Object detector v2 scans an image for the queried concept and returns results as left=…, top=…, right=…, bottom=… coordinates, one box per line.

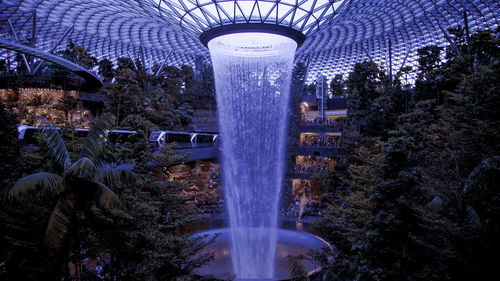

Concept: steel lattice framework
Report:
left=154, top=0, right=338, bottom=36
left=0, top=0, right=498, bottom=83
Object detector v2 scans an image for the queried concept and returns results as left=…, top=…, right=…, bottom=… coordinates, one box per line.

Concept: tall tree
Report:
left=329, top=74, right=345, bottom=97
left=98, top=58, right=115, bottom=82
left=313, top=28, right=500, bottom=281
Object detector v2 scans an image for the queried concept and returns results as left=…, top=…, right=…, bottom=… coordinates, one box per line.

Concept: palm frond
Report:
left=80, top=113, right=115, bottom=161
left=4, top=173, right=64, bottom=201
left=63, top=157, right=98, bottom=182
left=44, top=195, right=75, bottom=250
left=98, top=164, right=136, bottom=189
left=93, top=182, right=124, bottom=212
left=35, top=116, right=71, bottom=169
left=463, top=156, right=500, bottom=193
left=287, top=255, right=310, bottom=280
left=465, top=205, right=481, bottom=227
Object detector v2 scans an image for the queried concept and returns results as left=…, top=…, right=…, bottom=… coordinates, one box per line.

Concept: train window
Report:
left=117, top=134, right=132, bottom=145
left=149, top=132, right=162, bottom=141
left=106, top=131, right=136, bottom=146
left=107, top=132, right=119, bottom=144
left=74, top=129, right=90, bottom=138
left=165, top=133, right=191, bottom=143
left=197, top=135, right=213, bottom=143
left=23, top=128, right=39, bottom=145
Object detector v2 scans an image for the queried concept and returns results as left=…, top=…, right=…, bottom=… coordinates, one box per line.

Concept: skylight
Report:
left=152, top=0, right=347, bottom=36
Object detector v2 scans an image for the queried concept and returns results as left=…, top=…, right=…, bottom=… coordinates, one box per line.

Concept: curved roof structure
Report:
left=0, top=0, right=498, bottom=83
left=156, top=0, right=337, bottom=36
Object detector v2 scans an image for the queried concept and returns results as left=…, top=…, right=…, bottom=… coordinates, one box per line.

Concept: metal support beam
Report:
left=31, top=11, right=37, bottom=46
left=29, top=10, right=37, bottom=65
left=436, top=20, right=462, bottom=58
left=155, top=50, right=171, bottom=77
left=384, top=39, right=391, bottom=82
left=300, top=55, right=312, bottom=94
left=0, top=37, right=103, bottom=87
left=33, top=25, right=74, bottom=74
left=464, top=9, right=471, bottom=55
left=31, top=59, right=45, bottom=74
left=6, top=20, right=21, bottom=40
left=7, top=20, right=31, bottom=74
left=360, top=44, right=374, bottom=62
left=155, top=60, right=166, bottom=77
left=400, top=46, right=412, bottom=70
left=127, top=51, right=139, bottom=71
left=388, top=38, right=393, bottom=84
left=140, top=45, right=146, bottom=69
left=51, top=25, right=74, bottom=53
left=423, top=3, right=462, bottom=58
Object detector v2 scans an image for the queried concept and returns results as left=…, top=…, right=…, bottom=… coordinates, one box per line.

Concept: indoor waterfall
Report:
left=208, top=32, right=297, bottom=279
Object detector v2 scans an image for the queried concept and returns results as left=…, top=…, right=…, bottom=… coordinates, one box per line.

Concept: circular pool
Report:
left=190, top=228, right=333, bottom=280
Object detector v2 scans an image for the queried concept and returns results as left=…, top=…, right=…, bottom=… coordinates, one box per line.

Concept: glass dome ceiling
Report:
left=0, top=0, right=498, bottom=83
left=153, top=0, right=342, bottom=36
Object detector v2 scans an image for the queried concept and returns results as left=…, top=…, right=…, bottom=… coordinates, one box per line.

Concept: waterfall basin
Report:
left=190, top=228, right=333, bottom=280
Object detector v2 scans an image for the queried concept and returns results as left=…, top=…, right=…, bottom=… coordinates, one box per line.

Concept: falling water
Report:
left=208, top=33, right=297, bottom=279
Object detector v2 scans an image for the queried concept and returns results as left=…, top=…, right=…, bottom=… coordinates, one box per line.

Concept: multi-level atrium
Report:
left=1, top=1, right=499, bottom=281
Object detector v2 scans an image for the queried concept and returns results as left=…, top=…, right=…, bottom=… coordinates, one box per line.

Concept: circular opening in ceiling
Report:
left=207, top=32, right=297, bottom=57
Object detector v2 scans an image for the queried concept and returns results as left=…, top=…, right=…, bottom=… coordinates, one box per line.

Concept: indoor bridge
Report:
left=0, top=37, right=103, bottom=88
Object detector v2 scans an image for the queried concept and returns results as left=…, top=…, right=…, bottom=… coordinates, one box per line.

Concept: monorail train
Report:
left=17, top=125, right=137, bottom=147
left=149, top=131, right=218, bottom=149
left=106, top=129, right=137, bottom=147
left=18, top=125, right=218, bottom=150
left=17, top=125, right=90, bottom=146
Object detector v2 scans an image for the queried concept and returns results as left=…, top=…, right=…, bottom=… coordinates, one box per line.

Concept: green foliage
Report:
left=2, top=114, right=126, bottom=281
left=313, top=28, right=500, bottom=281
left=329, top=74, right=345, bottom=97
left=6, top=172, right=64, bottom=200
left=80, top=113, right=115, bottom=162
left=100, top=57, right=207, bottom=130
left=287, top=255, right=310, bottom=281
left=98, top=58, right=115, bottom=81
left=80, top=142, right=212, bottom=281
left=61, top=39, right=98, bottom=69
left=103, top=68, right=142, bottom=125
left=345, top=61, right=394, bottom=137
left=0, top=102, right=21, bottom=186
left=1, top=54, right=215, bottom=281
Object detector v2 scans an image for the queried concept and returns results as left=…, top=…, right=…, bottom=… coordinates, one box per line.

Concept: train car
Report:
left=105, top=129, right=137, bottom=147
left=17, top=125, right=90, bottom=146
left=17, top=125, right=40, bottom=146
left=149, top=131, right=194, bottom=149
left=18, top=126, right=216, bottom=151
left=192, top=133, right=216, bottom=148
left=149, top=131, right=220, bottom=149
left=213, top=134, right=219, bottom=147
left=17, top=126, right=137, bottom=148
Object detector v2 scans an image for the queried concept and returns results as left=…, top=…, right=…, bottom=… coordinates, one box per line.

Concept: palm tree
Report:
left=3, top=113, right=133, bottom=281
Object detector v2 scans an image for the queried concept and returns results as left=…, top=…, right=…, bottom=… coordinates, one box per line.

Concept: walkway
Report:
left=0, top=38, right=103, bottom=88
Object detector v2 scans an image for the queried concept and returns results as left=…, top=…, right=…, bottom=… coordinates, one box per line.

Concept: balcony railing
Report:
left=294, top=146, right=340, bottom=157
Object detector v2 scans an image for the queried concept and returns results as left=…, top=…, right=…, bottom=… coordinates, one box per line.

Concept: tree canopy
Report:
left=313, top=28, right=500, bottom=281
